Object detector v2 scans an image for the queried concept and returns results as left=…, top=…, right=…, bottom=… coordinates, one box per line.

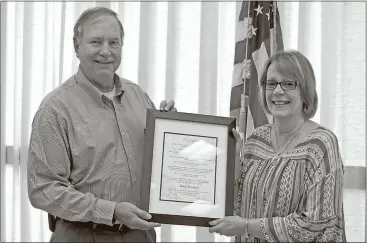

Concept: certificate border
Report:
left=140, top=109, right=236, bottom=227
left=159, top=132, right=218, bottom=204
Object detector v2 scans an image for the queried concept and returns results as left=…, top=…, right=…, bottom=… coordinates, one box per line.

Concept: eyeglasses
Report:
left=264, top=80, right=299, bottom=90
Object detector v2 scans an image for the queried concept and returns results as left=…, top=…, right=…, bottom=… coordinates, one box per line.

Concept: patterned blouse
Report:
left=235, top=124, right=346, bottom=242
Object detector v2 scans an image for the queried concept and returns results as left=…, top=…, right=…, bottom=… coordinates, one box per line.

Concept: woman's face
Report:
left=265, top=63, right=304, bottom=120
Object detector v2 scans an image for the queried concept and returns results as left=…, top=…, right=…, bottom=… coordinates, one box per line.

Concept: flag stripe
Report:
left=230, top=84, right=244, bottom=111
left=239, top=1, right=252, bottom=20
left=249, top=44, right=269, bottom=127
left=234, top=40, right=253, bottom=64
left=232, top=62, right=244, bottom=87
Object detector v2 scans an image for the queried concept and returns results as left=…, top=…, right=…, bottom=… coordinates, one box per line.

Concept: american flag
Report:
left=230, top=1, right=284, bottom=138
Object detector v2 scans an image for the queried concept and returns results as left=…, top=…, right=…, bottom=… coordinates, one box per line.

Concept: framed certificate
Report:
left=140, top=109, right=236, bottom=227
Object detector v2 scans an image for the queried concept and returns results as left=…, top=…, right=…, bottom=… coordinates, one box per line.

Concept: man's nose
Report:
left=99, top=42, right=112, bottom=56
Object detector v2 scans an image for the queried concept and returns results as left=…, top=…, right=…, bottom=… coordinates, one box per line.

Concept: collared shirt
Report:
left=102, top=85, right=116, bottom=100
left=27, top=68, right=155, bottom=226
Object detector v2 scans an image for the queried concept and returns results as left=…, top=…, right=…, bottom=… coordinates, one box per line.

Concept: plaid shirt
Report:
left=28, top=68, right=155, bottom=226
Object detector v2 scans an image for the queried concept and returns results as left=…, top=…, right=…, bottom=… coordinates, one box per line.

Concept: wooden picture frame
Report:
left=140, top=109, right=236, bottom=227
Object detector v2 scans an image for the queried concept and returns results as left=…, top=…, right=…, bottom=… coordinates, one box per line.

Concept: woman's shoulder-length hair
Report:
left=258, top=50, right=318, bottom=119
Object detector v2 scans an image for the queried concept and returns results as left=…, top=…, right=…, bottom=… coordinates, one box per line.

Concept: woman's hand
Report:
left=209, top=216, right=246, bottom=237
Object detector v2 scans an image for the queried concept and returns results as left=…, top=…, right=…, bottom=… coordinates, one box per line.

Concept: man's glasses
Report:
left=264, top=80, right=299, bottom=90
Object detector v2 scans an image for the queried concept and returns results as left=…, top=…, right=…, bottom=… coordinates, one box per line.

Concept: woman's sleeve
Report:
left=259, top=131, right=345, bottom=242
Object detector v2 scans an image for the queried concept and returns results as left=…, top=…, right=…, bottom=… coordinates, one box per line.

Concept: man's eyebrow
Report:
left=87, top=37, right=120, bottom=40
left=87, top=36, right=103, bottom=40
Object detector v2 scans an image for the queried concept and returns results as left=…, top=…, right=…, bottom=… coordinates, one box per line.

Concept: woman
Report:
left=209, top=50, right=346, bottom=242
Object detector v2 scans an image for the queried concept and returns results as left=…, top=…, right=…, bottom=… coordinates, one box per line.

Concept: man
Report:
left=27, top=7, right=176, bottom=242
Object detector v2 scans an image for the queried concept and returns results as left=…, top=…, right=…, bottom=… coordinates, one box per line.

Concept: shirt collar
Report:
left=75, top=67, right=125, bottom=106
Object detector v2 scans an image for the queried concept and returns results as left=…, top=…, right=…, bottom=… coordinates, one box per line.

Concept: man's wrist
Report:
left=112, top=202, right=124, bottom=225
left=112, top=212, right=116, bottom=224
left=112, top=203, right=117, bottom=224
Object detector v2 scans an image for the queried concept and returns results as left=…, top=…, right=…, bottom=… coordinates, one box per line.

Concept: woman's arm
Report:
left=209, top=167, right=344, bottom=242
left=208, top=216, right=266, bottom=240
left=210, top=131, right=345, bottom=242
left=248, top=218, right=267, bottom=240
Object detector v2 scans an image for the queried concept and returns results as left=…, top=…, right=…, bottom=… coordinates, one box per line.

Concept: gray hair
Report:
left=73, top=7, right=124, bottom=43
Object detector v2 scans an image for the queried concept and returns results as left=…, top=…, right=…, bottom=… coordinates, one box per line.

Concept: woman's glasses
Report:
left=264, top=80, right=299, bottom=90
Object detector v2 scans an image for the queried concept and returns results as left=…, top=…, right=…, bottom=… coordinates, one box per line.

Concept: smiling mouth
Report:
left=272, top=101, right=290, bottom=105
left=94, top=60, right=112, bottom=64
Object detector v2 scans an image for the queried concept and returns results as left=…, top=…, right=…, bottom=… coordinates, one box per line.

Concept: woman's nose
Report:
left=273, top=83, right=284, bottom=94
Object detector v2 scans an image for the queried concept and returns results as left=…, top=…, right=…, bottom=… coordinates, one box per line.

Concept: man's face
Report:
left=75, top=14, right=122, bottom=90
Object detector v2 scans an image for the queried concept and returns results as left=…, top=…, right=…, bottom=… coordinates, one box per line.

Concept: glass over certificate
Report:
left=160, top=133, right=218, bottom=205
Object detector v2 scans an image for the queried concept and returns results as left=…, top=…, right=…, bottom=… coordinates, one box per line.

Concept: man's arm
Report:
left=27, top=106, right=116, bottom=226
left=143, top=92, right=156, bottom=110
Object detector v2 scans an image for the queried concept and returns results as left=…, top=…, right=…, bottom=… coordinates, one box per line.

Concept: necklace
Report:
left=273, top=121, right=305, bottom=157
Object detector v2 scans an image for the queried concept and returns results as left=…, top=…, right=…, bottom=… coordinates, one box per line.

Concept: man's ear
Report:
left=73, top=37, right=80, bottom=58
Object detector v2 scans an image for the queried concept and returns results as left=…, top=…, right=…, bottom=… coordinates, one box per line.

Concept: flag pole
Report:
left=270, top=1, right=277, bottom=56
left=239, top=94, right=248, bottom=144
left=234, top=3, right=250, bottom=241
left=234, top=2, right=251, bottom=236
left=239, top=0, right=251, bottom=145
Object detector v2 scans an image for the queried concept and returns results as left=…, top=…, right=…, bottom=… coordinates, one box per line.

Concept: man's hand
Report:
left=159, top=100, right=177, bottom=112
left=113, top=202, right=160, bottom=230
